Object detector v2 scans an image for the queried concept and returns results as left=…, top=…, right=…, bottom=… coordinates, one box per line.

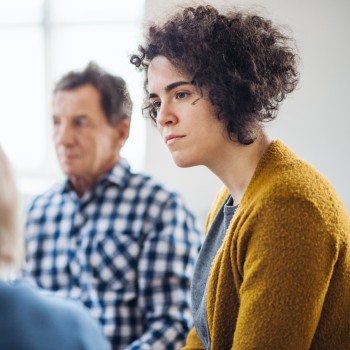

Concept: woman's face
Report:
left=147, top=55, right=228, bottom=169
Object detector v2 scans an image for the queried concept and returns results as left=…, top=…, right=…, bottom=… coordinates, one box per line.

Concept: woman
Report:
left=131, top=5, right=350, bottom=350
left=0, top=146, right=111, bottom=350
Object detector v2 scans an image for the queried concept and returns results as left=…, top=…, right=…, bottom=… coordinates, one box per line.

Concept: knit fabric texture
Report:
left=183, top=139, right=350, bottom=350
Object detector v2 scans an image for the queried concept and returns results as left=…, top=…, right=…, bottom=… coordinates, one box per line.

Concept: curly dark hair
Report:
left=54, top=62, right=133, bottom=125
left=130, top=5, right=299, bottom=144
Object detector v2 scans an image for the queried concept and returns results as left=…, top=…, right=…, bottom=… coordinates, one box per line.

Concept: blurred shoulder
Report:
left=128, top=170, right=187, bottom=205
left=26, top=181, right=66, bottom=212
left=0, top=281, right=110, bottom=349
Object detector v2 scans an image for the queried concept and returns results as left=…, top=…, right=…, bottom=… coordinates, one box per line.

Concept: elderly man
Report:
left=24, top=62, right=201, bottom=350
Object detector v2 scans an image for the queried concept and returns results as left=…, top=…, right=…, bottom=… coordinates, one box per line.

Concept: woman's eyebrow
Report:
left=149, top=81, right=193, bottom=99
left=165, top=81, right=192, bottom=92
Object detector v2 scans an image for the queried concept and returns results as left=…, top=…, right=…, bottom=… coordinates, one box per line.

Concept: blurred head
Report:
left=0, top=147, right=23, bottom=279
left=52, top=62, right=132, bottom=186
left=54, top=62, right=133, bottom=125
left=131, top=5, right=299, bottom=145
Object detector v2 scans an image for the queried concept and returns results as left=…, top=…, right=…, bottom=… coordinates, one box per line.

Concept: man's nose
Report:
left=55, top=123, right=74, bottom=145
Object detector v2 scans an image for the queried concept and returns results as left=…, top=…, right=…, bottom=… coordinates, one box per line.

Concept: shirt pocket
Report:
left=84, top=226, right=141, bottom=292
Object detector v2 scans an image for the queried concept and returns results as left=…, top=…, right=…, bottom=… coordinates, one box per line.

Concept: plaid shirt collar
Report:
left=60, top=158, right=131, bottom=195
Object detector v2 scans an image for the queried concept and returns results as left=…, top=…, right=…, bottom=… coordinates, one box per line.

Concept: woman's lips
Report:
left=165, top=134, right=185, bottom=145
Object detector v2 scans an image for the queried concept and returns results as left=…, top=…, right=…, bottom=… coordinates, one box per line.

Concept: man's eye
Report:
left=73, top=118, right=87, bottom=127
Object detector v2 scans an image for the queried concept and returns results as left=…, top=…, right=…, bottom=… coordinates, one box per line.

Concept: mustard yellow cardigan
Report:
left=183, top=140, right=350, bottom=350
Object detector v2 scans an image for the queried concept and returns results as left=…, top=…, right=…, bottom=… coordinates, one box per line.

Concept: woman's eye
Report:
left=150, top=107, right=157, bottom=119
left=152, top=101, right=161, bottom=110
left=149, top=101, right=160, bottom=120
left=176, top=91, right=189, bottom=99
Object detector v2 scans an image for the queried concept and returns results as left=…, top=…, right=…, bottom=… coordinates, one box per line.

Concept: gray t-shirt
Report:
left=191, top=196, right=237, bottom=349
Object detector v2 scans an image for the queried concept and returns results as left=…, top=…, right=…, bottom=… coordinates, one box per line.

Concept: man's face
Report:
left=52, top=84, right=128, bottom=181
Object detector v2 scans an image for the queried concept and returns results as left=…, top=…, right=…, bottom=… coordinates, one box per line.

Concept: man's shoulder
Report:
left=26, top=181, right=66, bottom=210
left=127, top=171, right=180, bottom=200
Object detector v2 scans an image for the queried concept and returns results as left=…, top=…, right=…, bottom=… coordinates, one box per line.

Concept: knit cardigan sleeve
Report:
left=230, top=194, right=339, bottom=349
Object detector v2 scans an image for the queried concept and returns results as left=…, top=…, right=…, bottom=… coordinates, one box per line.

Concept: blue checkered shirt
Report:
left=24, top=158, right=202, bottom=350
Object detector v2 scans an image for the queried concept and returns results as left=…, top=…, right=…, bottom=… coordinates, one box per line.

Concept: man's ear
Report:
left=114, top=119, right=130, bottom=148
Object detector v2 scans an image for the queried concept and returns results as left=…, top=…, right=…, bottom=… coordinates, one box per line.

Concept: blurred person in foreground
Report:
left=24, top=62, right=201, bottom=350
left=0, top=146, right=110, bottom=350
left=130, top=5, right=350, bottom=349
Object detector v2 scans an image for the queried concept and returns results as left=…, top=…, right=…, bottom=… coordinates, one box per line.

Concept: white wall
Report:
left=142, top=0, right=350, bottom=225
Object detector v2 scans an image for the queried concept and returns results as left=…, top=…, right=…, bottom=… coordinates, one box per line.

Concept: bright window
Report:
left=0, top=0, right=146, bottom=198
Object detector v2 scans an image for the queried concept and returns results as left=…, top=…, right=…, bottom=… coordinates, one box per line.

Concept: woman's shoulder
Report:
left=248, top=140, right=343, bottom=209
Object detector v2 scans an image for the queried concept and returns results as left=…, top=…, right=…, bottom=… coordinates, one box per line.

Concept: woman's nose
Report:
left=157, top=102, right=178, bottom=127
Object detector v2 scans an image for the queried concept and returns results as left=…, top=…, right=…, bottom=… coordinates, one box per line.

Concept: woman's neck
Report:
left=209, top=131, right=271, bottom=205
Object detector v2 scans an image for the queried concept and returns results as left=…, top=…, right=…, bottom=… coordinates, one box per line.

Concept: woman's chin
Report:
left=172, top=155, right=199, bottom=169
